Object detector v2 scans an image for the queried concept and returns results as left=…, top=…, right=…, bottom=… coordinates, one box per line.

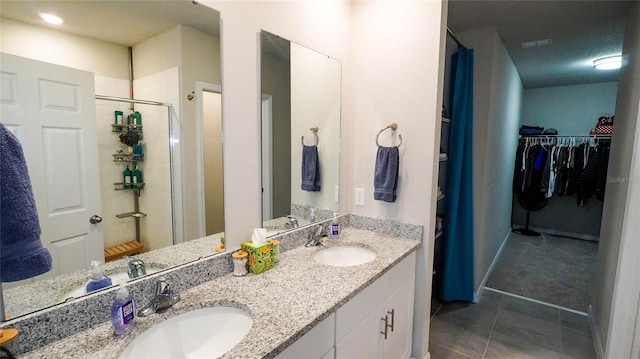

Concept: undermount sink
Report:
left=60, top=267, right=164, bottom=301
left=119, top=307, right=253, bottom=359
left=313, top=246, right=376, bottom=267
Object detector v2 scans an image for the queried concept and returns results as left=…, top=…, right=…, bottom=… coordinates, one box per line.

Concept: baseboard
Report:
left=511, top=225, right=599, bottom=241
left=422, top=352, right=430, bottom=359
left=473, top=228, right=511, bottom=303
left=588, top=305, right=605, bottom=359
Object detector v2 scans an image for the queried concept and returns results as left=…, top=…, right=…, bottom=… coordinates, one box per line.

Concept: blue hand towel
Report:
left=1, top=124, right=52, bottom=282
left=301, top=145, right=321, bottom=191
left=374, top=146, right=400, bottom=202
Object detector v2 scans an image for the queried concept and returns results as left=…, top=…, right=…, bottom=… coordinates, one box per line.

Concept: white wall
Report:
left=592, top=2, right=640, bottom=357
left=133, top=68, right=178, bottom=252
left=0, top=17, right=129, bottom=79
left=180, top=25, right=222, bottom=241
left=457, top=26, right=523, bottom=294
left=203, top=91, right=225, bottom=235
left=521, top=82, right=618, bottom=135
left=346, top=2, right=447, bottom=357
left=290, top=43, right=341, bottom=213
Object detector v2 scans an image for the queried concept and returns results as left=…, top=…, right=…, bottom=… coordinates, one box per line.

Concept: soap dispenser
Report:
left=85, top=261, right=113, bottom=294
left=111, top=283, right=136, bottom=335
left=329, top=213, right=341, bottom=239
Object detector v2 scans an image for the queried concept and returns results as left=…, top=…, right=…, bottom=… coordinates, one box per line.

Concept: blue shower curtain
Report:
left=441, top=46, right=474, bottom=302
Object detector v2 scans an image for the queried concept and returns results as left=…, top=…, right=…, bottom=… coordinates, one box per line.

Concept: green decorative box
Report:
left=241, top=240, right=275, bottom=274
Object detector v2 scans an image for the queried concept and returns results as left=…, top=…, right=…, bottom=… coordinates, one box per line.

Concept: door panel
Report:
left=0, top=53, right=103, bottom=280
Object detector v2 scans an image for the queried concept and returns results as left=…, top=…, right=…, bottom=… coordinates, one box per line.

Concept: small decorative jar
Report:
left=232, top=250, right=248, bottom=277
left=271, top=239, right=280, bottom=264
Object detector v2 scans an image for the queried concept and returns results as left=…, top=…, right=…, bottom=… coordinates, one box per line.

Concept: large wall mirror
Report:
left=0, top=1, right=222, bottom=319
left=260, top=31, right=342, bottom=235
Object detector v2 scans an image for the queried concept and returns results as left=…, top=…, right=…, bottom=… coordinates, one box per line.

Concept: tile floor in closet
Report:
left=429, top=232, right=599, bottom=358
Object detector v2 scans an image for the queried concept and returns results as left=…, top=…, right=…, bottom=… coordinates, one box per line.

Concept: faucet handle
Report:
left=155, top=277, right=170, bottom=295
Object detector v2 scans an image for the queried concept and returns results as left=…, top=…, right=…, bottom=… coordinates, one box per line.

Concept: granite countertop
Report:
left=21, top=228, right=420, bottom=359
left=4, top=234, right=224, bottom=319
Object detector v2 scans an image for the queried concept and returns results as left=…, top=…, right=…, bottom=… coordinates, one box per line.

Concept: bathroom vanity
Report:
left=16, top=223, right=420, bottom=358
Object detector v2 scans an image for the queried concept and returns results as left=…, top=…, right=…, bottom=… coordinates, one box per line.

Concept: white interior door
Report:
left=0, top=53, right=103, bottom=282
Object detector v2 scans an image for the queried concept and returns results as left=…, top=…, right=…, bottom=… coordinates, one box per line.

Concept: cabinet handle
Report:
left=388, top=309, right=395, bottom=332
left=380, top=316, right=389, bottom=339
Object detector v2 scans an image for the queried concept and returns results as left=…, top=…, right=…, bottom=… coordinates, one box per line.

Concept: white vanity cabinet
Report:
left=276, top=251, right=416, bottom=359
left=275, top=313, right=335, bottom=359
left=335, top=252, right=416, bottom=359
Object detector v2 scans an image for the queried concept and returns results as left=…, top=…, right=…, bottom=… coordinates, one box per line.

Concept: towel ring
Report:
left=301, top=127, right=319, bottom=146
left=376, top=123, right=402, bottom=147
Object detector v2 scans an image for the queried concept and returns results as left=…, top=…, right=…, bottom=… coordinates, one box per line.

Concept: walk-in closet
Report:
left=429, top=2, right=638, bottom=358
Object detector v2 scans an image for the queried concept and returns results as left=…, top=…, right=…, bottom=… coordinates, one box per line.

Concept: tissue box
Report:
left=241, top=240, right=276, bottom=274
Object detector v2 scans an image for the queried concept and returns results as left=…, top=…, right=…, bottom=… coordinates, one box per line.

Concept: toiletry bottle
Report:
left=114, top=111, right=123, bottom=127
left=310, top=208, right=316, bottom=223
left=329, top=213, right=341, bottom=239
left=85, top=261, right=113, bottom=294
left=126, top=109, right=135, bottom=128
left=123, top=165, right=132, bottom=189
left=133, top=111, right=142, bottom=131
left=133, top=165, right=143, bottom=187
left=111, top=284, right=136, bottom=335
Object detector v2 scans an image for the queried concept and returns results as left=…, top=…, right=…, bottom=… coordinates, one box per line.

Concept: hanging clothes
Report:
left=513, top=137, right=611, bottom=205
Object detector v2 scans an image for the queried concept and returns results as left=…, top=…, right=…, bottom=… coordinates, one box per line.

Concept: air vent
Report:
left=521, top=39, right=552, bottom=48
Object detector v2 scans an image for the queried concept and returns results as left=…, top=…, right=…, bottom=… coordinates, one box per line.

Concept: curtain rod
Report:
left=95, top=95, right=171, bottom=107
left=446, top=27, right=464, bottom=48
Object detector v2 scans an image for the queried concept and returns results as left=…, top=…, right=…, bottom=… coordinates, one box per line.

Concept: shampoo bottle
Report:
left=85, top=261, right=113, bottom=294
left=123, top=166, right=132, bottom=189
left=111, top=284, right=136, bottom=335
left=133, top=111, right=142, bottom=131
left=133, top=165, right=143, bottom=187
left=329, top=213, right=341, bottom=239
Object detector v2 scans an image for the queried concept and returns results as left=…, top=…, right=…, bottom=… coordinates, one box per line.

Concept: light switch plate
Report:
left=334, top=186, right=340, bottom=203
left=355, top=188, right=365, bottom=206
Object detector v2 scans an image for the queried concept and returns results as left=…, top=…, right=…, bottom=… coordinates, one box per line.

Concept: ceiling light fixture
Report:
left=594, top=55, right=622, bottom=70
left=39, top=13, right=63, bottom=25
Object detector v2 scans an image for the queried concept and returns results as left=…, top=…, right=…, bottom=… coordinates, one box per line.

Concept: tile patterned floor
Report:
left=485, top=233, right=599, bottom=312
left=429, top=290, right=597, bottom=359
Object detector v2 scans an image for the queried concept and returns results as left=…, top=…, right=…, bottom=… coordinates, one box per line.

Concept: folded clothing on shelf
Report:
left=519, top=125, right=544, bottom=135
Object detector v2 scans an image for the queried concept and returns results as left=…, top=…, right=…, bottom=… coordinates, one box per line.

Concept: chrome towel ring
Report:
left=302, top=127, right=319, bottom=146
left=376, top=123, right=402, bottom=147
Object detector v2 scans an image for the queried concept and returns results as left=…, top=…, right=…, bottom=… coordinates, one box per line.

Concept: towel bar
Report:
left=301, top=127, right=319, bottom=146
left=376, top=123, right=403, bottom=147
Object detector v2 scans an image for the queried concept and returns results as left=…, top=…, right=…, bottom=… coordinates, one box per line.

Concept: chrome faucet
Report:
left=123, top=255, right=146, bottom=279
left=138, top=277, right=181, bottom=317
left=305, top=225, right=326, bottom=247
left=285, top=215, right=299, bottom=228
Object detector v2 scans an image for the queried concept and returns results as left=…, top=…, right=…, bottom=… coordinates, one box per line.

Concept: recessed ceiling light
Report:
left=39, top=13, right=63, bottom=25
left=594, top=55, right=622, bottom=70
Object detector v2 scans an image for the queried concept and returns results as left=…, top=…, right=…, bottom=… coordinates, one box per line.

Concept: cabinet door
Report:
left=276, top=313, right=335, bottom=359
left=382, top=275, right=415, bottom=359
left=336, top=307, right=384, bottom=359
